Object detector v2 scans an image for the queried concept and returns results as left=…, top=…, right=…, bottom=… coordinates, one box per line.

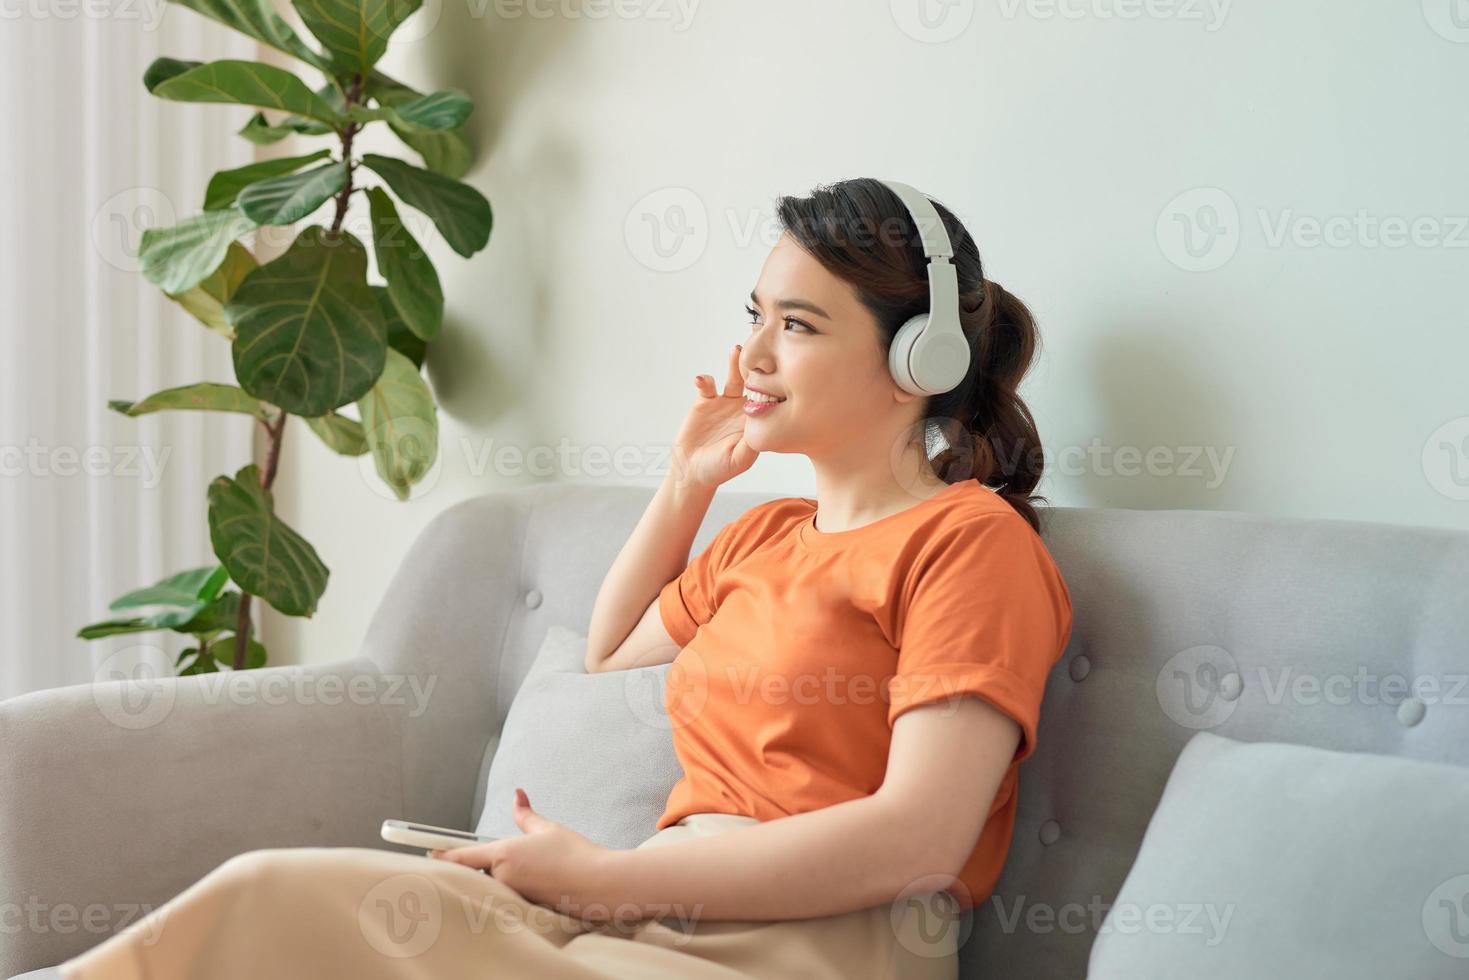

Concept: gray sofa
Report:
left=3, top=482, right=1467, bottom=978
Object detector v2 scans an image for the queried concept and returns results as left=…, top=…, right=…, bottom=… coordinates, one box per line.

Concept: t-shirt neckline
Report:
left=795, top=480, right=976, bottom=551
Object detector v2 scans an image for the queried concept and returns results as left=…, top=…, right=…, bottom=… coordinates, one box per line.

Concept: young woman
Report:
left=59, top=178, right=1073, bottom=980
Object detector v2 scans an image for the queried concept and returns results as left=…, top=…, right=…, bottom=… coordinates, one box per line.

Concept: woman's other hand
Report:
left=428, top=788, right=620, bottom=922
left=670, top=344, right=760, bottom=490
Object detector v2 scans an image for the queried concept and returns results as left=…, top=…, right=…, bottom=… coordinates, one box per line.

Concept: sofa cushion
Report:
left=472, top=625, right=683, bottom=851
left=1087, top=729, right=1469, bottom=978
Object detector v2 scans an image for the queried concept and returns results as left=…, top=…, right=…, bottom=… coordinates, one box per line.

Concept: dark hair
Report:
left=774, top=177, right=1050, bottom=532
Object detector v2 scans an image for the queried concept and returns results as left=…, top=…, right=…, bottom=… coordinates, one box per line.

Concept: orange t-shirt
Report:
left=655, top=478, right=1074, bottom=911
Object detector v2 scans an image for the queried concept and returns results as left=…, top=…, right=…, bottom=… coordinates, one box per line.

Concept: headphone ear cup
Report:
left=888, top=315, right=930, bottom=396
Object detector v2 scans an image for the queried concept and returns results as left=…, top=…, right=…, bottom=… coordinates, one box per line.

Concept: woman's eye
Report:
left=743, top=305, right=811, bottom=333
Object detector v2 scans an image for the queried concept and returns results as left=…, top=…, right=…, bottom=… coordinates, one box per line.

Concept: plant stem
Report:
left=329, top=74, right=365, bottom=235
left=233, top=408, right=289, bottom=669
left=231, top=75, right=364, bottom=671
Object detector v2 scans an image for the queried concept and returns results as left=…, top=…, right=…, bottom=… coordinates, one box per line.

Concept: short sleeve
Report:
left=657, top=509, right=757, bottom=648
left=888, top=514, right=1074, bottom=764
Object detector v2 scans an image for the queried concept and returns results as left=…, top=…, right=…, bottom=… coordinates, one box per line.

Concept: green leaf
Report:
left=200, top=633, right=267, bottom=670
left=146, top=59, right=345, bottom=126
left=366, top=186, right=442, bottom=340
left=367, top=70, right=474, bottom=178
left=372, top=285, right=427, bottom=367
left=357, top=347, right=437, bottom=501
left=227, top=226, right=387, bottom=416
left=231, top=634, right=268, bottom=669
left=290, top=0, right=422, bottom=77
left=176, top=591, right=243, bottom=633
left=79, top=567, right=238, bottom=640
left=303, top=411, right=369, bottom=456
left=208, top=463, right=329, bottom=617
left=204, top=149, right=332, bottom=211
left=238, top=110, right=332, bottom=144
left=197, top=566, right=231, bottom=603
left=107, top=566, right=224, bottom=612
left=178, top=648, right=221, bottom=674
left=360, top=153, right=490, bottom=258
left=109, top=382, right=270, bottom=421
left=158, top=0, right=334, bottom=74
left=79, top=603, right=211, bottom=639
left=77, top=617, right=169, bottom=640
left=163, top=241, right=257, bottom=338
left=139, top=208, right=256, bottom=295
left=349, top=90, right=471, bottom=133
left=236, top=160, right=347, bottom=225
left=143, top=57, right=202, bottom=91
left=385, top=89, right=472, bottom=131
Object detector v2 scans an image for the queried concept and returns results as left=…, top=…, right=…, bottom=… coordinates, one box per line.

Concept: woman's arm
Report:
left=584, top=470, right=716, bottom=672
left=596, top=694, right=1022, bottom=921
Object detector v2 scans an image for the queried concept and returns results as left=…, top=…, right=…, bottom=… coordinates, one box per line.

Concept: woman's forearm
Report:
left=585, top=471, right=716, bottom=665
left=596, top=795, right=951, bottom=922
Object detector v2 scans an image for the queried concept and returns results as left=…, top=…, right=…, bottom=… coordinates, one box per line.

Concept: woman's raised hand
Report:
left=669, top=344, right=760, bottom=490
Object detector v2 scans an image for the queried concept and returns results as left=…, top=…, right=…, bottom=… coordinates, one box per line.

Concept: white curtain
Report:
left=0, top=8, right=260, bottom=699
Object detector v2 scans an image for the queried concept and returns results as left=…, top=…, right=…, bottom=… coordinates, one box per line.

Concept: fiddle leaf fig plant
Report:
left=78, top=0, right=490, bottom=673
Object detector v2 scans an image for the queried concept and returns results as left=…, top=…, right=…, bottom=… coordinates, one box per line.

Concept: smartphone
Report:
left=381, top=819, right=500, bottom=851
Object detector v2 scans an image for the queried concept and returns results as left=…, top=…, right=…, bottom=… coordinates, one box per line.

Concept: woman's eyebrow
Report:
left=749, top=289, right=832, bottom=321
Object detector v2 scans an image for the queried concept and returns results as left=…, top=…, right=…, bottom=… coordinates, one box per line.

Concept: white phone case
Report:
left=381, top=819, right=499, bottom=851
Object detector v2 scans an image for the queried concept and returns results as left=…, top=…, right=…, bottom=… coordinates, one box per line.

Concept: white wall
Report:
left=267, top=0, right=1469, bottom=666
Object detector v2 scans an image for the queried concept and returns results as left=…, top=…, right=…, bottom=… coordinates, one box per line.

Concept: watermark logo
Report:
left=1156, top=187, right=1240, bottom=272
left=989, top=893, right=1235, bottom=944
left=0, top=0, right=168, bottom=31
left=464, top=0, right=702, bottom=30
left=620, top=658, right=690, bottom=732
left=890, top=0, right=975, bottom=43
left=0, top=437, right=173, bottom=488
left=1422, top=415, right=1469, bottom=501
left=386, top=0, right=443, bottom=46
left=1422, top=0, right=1469, bottom=42
left=1423, top=873, right=1469, bottom=957
left=1156, top=644, right=1241, bottom=730
left=91, top=645, right=177, bottom=731
left=658, top=647, right=711, bottom=731
left=624, top=187, right=708, bottom=272
left=90, top=666, right=439, bottom=731
left=90, top=186, right=176, bottom=276
left=357, top=414, right=444, bottom=502
left=0, top=897, right=166, bottom=943
left=891, top=875, right=972, bottom=958
left=359, top=873, right=443, bottom=958
left=1159, top=187, right=1469, bottom=271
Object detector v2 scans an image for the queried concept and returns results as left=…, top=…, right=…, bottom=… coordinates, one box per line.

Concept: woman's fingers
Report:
left=721, top=344, right=744, bottom=398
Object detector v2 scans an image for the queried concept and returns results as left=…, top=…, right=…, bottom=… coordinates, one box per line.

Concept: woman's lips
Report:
left=744, top=396, right=785, bottom=416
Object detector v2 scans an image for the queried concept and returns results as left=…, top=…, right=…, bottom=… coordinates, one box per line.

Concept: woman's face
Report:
left=739, top=232, right=920, bottom=458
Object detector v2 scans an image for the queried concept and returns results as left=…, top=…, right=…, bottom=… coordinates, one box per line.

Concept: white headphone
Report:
left=876, top=179, right=973, bottom=396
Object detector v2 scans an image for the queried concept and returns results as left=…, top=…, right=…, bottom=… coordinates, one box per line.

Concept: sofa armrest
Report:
left=0, top=655, right=408, bottom=977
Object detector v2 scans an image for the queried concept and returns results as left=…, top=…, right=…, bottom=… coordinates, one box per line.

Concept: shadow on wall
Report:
left=1073, top=323, right=1242, bottom=512
left=409, top=3, right=586, bottom=433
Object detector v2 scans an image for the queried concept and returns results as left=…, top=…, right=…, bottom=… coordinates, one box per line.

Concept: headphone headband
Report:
left=877, top=179, right=954, bottom=261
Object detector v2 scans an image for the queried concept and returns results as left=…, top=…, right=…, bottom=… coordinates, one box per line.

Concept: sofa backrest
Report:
left=361, top=482, right=1469, bottom=979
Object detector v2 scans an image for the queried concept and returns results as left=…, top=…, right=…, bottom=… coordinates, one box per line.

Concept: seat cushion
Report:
left=1087, top=729, right=1469, bottom=978
left=472, top=625, right=682, bottom=850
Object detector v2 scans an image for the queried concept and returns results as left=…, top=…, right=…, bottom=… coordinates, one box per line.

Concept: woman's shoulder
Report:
left=729, top=495, right=813, bottom=536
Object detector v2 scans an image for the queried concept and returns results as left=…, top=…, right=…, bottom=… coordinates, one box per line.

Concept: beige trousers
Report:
left=58, top=813, right=963, bottom=980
